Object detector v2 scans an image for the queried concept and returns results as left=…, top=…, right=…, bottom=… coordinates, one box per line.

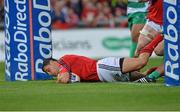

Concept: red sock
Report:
left=140, top=34, right=163, bottom=55
left=145, top=66, right=158, bottom=75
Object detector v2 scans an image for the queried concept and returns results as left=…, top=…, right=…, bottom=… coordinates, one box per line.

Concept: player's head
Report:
left=42, top=58, right=59, bottom=76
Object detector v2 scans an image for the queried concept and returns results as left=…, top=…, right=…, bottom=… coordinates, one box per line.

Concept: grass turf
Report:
left=0, top=58, right=180, bottom=111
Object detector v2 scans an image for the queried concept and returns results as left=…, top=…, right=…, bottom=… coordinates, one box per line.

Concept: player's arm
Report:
left=57, top=72, right=70, bottom=84
left=56, top=67, right=70, bottom=84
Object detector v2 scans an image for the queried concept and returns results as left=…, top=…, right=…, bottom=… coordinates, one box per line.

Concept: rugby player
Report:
left=133, top=0, right=164, bottom=82
left=127, top=0, right=148, bottom=57
left=42, top=55, right=144, bottom=84
left=135, top=0, right=163, bottom=57
left=42, top=34, right=163, bottom=84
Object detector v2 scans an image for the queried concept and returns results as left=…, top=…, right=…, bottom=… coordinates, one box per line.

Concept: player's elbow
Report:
left=154, top=48, right=164, bottom=56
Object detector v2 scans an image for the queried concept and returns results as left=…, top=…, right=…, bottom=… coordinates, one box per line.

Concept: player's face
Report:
left=44, top=61, right=59, bottom=76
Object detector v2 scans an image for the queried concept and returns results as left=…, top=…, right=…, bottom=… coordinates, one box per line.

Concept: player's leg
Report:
left=135, top=63, right=164, bottom=83
left=97, top=57, right=130, bottom=82
left=135, top=20, right=162, bottom=57
left=147, top=63, right=164, bottom=79
left=121, top=34, right=163, bottom=73
left=122, top=53, right=150, bottom=73
left=147, top=40, right=164, bottom=79
left=154, top=40, right=164, bottom=56
left=129, top=12, right=146, bottom=57
left=129, top=71, right=145, bottom=81
left=130, top=24, right=145, bottom=57
left=134, top=36, right=164, bottom=83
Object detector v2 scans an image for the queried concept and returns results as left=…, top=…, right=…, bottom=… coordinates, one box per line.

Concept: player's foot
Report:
left=134, top=76, right=156, bottom=83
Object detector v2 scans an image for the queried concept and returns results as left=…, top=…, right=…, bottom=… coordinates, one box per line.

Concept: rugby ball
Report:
left=70, top=73, right=80, bottom=83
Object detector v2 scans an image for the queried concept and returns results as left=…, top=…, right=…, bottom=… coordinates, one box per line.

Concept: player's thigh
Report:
left=136, top=33, right=151, bottom=55
left=140, top=24, right=159, bottom=40
left=136, top=23, right=160, bottom=52
left=131, top=24, right=145, bottom=42
left=129, top=12, right=146, bottom=42
left=97, top=57, right=130, bottom=82
left=154, top=40, right=164, bottom=56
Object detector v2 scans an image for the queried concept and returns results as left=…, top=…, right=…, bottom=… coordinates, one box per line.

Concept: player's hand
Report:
left=56, top=72, right=70, bottom=84
left=70, top=73, right=80, bottom=83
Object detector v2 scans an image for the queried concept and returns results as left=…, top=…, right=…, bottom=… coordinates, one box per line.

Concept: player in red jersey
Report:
left=135, top=0, right=163, bottom=56
left=132, top=0, right=164, bottom=83
left=42, top=55, right=144, bottom=84
left=147, top=0, right=163, bottom=25
left=42, top=34, right=163, bottom=84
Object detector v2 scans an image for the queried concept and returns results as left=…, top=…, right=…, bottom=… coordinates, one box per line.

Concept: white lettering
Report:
left=165, top=61, right=179, bottom=80
left=38, top=11, right=51, bottom=27
left=39, top=44, right=52, bottom=58
left=35, top=59, right=43, bottom=73
left=14, top=31, right=27, bottom=43
left=164, top=25, right=178, bottom=42
left=4, top=0, right=11, bottom=77
left=14, top=0, right=26, bottom=12
left=164, top=0, right=179, bottom=81
left=34, top=27, right=51, bottom=42
left=13, top=0, right=29, bottom=81
left=164, top=0, right=177, bottom=6
left=167, top=43, right=178, bottom=62
left=15, top=72, right=28, bottom=81
left=33, top=0, right=50, bottom=11
left=167, top=6, right=177, bottom=24
left=33, top=0, right=52, bottom=75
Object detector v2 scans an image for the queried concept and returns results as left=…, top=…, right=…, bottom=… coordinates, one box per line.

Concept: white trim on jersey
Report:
left=128, top=0, right=140, bottom=2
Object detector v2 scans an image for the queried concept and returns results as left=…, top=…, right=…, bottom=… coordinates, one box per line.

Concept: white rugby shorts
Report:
left=146, top=19, right=163, bottom=33
left=96, top=57, right=130, bottom=82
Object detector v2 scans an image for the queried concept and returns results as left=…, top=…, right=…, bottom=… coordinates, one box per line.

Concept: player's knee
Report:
left=136, top=42, right=144, bottom=53
left=154, top=48, right=163, bottom=56
left=132, top=36, right=138, bottom=42
left=131, top=32, right=139, bottom=42
left=139, top=58, right=148, bottom=69
left=154, top=43, right=164, bottom=56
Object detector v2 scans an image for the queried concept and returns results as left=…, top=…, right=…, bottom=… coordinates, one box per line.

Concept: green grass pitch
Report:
left=0, top=58, right=180, bottom=111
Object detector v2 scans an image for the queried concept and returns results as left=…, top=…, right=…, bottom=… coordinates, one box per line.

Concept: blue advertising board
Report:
left=164, top=0, right=180, bottom=86
left=4, top=0, right=52, bottom=81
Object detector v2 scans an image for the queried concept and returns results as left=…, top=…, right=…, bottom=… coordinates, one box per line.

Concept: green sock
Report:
left=148, top=71, right=160, bottom=79
left=130, top=42, right=137, bottom=57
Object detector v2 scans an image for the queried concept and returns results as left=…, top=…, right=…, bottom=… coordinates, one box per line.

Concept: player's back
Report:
left=59, top=55, right=99, bottom=82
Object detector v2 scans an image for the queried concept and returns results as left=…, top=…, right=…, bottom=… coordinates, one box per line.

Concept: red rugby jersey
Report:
left=147, top=0, right=163, bottom=25
left=58, top=55, right=100, bottom=82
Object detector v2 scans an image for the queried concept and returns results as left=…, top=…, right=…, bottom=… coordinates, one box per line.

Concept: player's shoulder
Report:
left=62, top=54, right=80, bottom=58
left=60, top=54, right=80, bottom=60
left=60, top=54, right=92, bottom=62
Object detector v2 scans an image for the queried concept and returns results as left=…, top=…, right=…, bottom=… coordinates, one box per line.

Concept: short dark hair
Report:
left=42, top=58, right=57, bottom=73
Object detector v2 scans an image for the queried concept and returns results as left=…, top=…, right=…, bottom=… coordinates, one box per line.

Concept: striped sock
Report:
left=148, top=71, right=160, bottom=79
